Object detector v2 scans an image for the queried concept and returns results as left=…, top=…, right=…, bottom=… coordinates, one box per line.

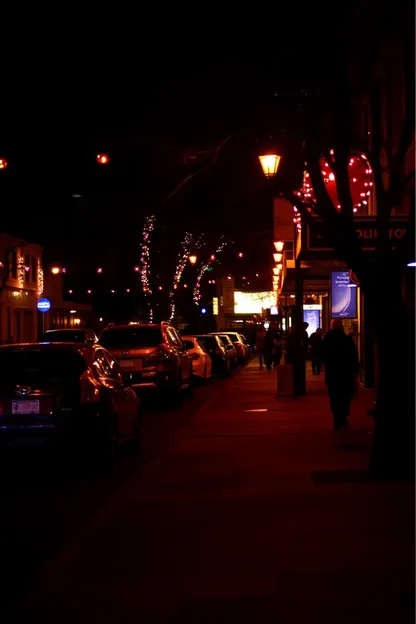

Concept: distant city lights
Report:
left=96, top=154, right=110, bottom=165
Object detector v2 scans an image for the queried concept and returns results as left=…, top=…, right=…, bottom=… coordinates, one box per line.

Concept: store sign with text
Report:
left=307, top=218, right=408, bottom=251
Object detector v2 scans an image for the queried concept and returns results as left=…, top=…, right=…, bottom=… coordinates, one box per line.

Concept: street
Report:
left=0, top=375, right=222, bottom=613
left=2, top=362, right=413, bottom=623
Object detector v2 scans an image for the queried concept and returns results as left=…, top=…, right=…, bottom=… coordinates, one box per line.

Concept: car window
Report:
left=102, top=351, right=124, bottom=383
left=195, top=338, right=208, bottom=354
left=219, top=335, right=231, bottom=346
left=93, top=350, right=113, bottom=378
left=0, top=349, right=87, bottom=383
left=197, top=336, right=215, bottom=351
left=42, top=330, right=86, bottom=342
left=99, top=327, right=163, bottom=348
left=166, top=328, right=183, bottom=348
left=183, top=340, right=194, bottom=351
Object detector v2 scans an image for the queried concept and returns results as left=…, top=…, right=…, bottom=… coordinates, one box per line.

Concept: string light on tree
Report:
left=297, top=150, right=373, bottom=221
left=193, top=237, right=228, bottom=306
left=140, top=215, right=156, bottom=321
left=169, top=232, right=194, bottom=320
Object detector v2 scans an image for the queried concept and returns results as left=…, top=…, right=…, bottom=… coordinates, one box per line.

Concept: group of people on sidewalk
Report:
left=255, top=319, right=360, bottom=430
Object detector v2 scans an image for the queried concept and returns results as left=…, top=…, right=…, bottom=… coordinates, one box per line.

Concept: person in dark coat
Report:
left=322, top=319, right=360, bottom=430
left=309, top=327, right=323, bottom=375
left=264, top=327, right=275, bottom=371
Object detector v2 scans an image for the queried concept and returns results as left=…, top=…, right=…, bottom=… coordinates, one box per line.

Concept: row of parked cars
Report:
left=0, top=322, right=250, bottom=461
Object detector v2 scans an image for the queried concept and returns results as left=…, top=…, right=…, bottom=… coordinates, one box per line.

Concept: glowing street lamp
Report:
left=189, top=255, right=197, bottom=265
left=273, top=253, right=283, bottom=263
left=258, top=153, right=281, bottom=178
left=96, top=153, right=110, bottom=165
left=51, top=267, right=61, bottom=275
left=274, top=241, right=284, bottom=252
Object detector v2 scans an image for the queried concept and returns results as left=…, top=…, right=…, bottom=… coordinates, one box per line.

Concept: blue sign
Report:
left=331, top=271, right=357, bottom=319
left=303, top=309, right=320, bottom=336
left=37, top=298, right=51, bottom=313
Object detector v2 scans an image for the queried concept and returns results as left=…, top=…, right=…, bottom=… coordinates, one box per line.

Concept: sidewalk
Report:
left=9, top=362, right=414, bottom=623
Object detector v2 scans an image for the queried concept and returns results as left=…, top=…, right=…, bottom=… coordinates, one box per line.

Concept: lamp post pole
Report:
left=294, top=225, right=306, bottom=396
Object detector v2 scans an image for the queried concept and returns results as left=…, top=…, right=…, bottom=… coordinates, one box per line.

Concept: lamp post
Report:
left=259, top=150, right=306, bottom=397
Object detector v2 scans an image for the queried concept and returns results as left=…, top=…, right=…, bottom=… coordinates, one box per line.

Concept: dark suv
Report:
left=99, top=322, right=193, bottom=406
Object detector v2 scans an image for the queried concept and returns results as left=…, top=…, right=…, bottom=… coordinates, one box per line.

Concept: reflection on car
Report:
left=0, top=343, right=141, bottom=459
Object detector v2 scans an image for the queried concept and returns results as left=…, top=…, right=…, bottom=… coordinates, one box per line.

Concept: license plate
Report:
left=12, top=400, right=40, bottom=415
left=120, top=360, right=134, bottom=368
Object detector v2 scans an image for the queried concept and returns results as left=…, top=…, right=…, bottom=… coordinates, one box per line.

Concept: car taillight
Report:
left=190, top=353, right=200, bottom=360
left=80, top=371, right=100, bottom=404
left=144, top=345, right=171, bottom=367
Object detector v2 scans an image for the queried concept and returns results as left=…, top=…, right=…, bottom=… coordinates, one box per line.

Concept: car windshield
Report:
left=0, top=350, right=87, bottom=383
left=198, top=336, right=217, bottom=350
left=183, top=340, right=195, bottom=351
left=100, top=327, right=163, bottom=348
left=42, top=330, right=85, bottom=342
left=219, top=335, right=231, bottom=345
left=225, top=333, right=241, bottom=343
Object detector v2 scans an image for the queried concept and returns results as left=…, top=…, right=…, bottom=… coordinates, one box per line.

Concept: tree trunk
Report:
left=368, top=268, right=415, bottom=479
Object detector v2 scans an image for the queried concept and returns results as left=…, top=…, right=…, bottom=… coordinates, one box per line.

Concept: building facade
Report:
left=0, top=233, right=43, bottom=344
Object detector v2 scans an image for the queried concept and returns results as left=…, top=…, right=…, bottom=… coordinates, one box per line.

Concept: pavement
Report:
left=7, top=362, right=414, bottom=623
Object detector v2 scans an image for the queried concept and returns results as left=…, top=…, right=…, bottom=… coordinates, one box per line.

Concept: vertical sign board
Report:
left=274, top=198, right=294, bottom=242
left=303, top=305, right=321, bottom=336
left=331, top=271, right=357, bottom=319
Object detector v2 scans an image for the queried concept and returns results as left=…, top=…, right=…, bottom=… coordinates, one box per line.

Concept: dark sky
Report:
left=0, top=1, right=402, bottom=291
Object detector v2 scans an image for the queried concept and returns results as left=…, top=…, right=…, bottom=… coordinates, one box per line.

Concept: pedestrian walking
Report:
left=255, top=327, right=266, bottom=369
left=322, top=319, right=360, bottom=430
left=309, top=327, right=323, bottom=375
left=264, top=327, right=275, bottom=371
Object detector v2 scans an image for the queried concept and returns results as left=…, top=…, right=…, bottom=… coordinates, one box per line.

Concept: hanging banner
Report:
left=274, top=198, right=293, bottom=242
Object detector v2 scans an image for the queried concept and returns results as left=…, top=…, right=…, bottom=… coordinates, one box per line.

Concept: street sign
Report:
left=306, top=217, right=408, bottom=251
left=37, top=298, right=51, bottom=313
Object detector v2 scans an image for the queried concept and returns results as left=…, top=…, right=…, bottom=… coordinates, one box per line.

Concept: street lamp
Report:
left=258, top=153, right=281, bottom=178
left=189, top=255, right=197, bottom=265
left=96, top=154, right=110, bottom=165
left=274, top=241, right=284, bottom=252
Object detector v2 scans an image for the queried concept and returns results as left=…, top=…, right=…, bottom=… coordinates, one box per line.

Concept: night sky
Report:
left=0, top=1, right=400, bottom=308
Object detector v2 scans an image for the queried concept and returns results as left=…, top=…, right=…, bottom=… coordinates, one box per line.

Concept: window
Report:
left=11, top=251, right=17, bottom=280
left=31, top=257, right=37, bottom=283
left=93, top=350, right=113, bottom=378
left=25, top=255, right=30, bottom=282
left=166, top=328, right=182, bottom=349
left=0, top=350, right=87, bottom=382
left=102, top=351, right=124, bottom=383
left=184, top=340, right=195, bottom=351
left=99, top=327, right=162, bottom=348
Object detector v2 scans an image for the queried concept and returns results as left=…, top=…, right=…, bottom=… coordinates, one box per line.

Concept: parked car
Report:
left=210, top=331, right=249, bottom=363
left=197, top=334, right=232, bottom=376
left=41, top=328, right=98, bottom=344
left=182, top=336, right=212, bottom=383
left=99, top=322, right=193, bottom=406
left=0, top=343, right=141, bottom=459
left=214, top=334, right=238, bottom=367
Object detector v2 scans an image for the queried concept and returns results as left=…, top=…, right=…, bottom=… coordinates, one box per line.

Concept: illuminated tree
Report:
left=284, top=6, right=414, bottom=478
